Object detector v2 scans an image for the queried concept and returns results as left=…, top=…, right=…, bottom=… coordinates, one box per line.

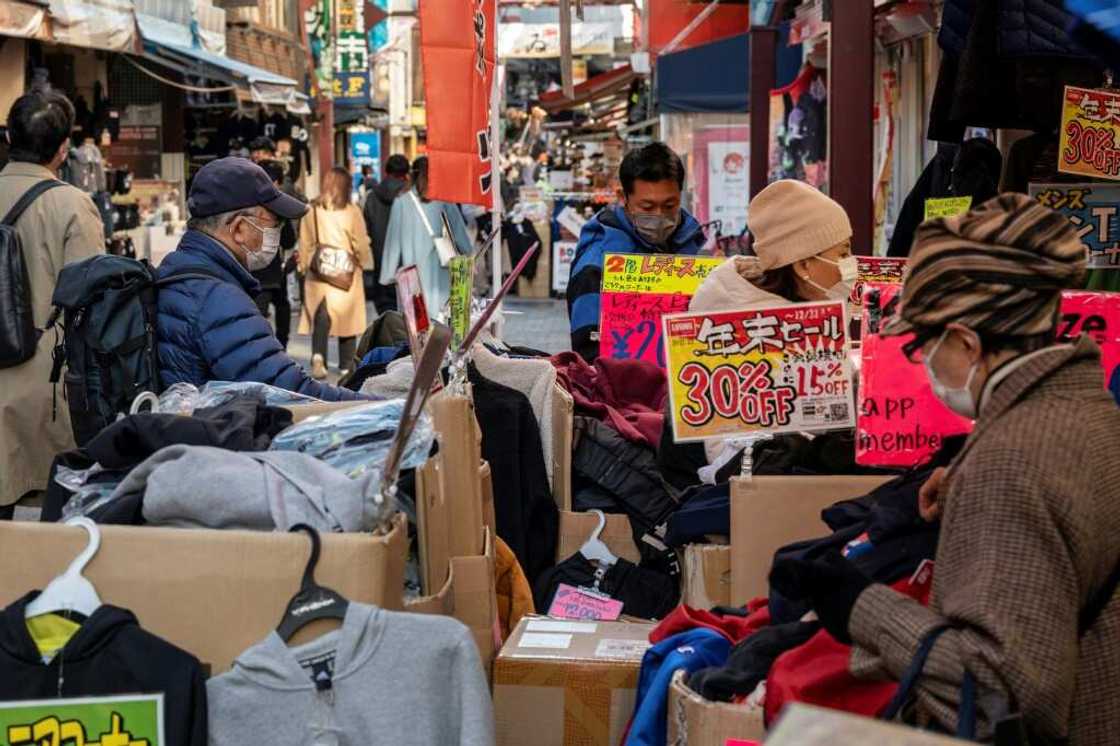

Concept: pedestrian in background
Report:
left=0, top=91, right=106, bottom=518
left=362, top=153, right=410, bottom=313
left=298, top=166, right=372, bottom=380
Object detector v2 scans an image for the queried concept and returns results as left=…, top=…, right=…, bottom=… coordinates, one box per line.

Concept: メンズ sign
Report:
left=1030, top=183, right=1120, bottom=269
left=663, top=302, right=856, bottom=442
left=599, top=253, right=724, bottom=365
left=1, top=694, right=164, bottom=746
left=1059, top=86, right=1120, bottom=180
left=923, top=196, right=972, bottom=222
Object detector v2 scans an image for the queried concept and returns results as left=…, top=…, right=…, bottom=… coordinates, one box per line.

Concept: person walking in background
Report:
left=380, top=156, right=471, bottom=314
left=251, top=159, right=303, bottom=349
left=248, top=136, right=277, bottom=165
left=298, top=166, right=373, bottom=380
left=362, top=154, right=410, bottom=313
left=0, top=90, right=105, bottom=520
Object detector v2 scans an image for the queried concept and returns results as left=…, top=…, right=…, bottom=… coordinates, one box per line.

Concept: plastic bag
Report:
left=269, top=399, right=434, bottom=480
left=156, top=381, right=320, bottom=416
left=57, top=464, right=125, bottom=520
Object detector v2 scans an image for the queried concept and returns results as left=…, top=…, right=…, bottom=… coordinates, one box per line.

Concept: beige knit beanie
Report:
left=750, top=180, right=853, bottom=270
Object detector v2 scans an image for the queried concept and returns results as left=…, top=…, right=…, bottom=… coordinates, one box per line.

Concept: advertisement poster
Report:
left=1, top=694, right=164, bottom=746
left=850, top=256, right=907, bottom=306
left=552, top=240, right=577, bottom=294
left=662, top=302, right=856, bottom=442
left=923, top=196, right=971, bottom=221
left=349, top=130, right=381, bottom=197
left=857, top=284, right=1120, bottom=467
left=599, top=253, right=724, bottom=366
left=1030, top=183, right=1120, bottom=269
left=1059, top=86, right=1120, bottom=180
left=448, top=256, right=474, bottom=348
left=692, top=127, right=750, bottom=234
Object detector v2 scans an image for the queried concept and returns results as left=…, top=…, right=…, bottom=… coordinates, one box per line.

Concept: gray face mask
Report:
left=629, top=209, right=680, bottom=247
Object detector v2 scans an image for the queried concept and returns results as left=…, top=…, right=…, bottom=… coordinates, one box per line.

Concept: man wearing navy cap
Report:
left=156, top=157, right=366, bottom=400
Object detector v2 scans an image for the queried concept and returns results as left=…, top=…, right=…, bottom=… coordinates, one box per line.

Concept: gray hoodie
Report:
left=207, top=603, right=494, bottom=746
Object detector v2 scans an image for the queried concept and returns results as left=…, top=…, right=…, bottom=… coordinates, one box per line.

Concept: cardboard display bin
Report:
left=730, top=476, right=892, bottom=605
left=494, top=616, right=656, bottom=746
left=556, top=509, right=642, bottom=565
left=0, top=515, right=407, bottom=675
left=767, top=703, right=971, bottom=745
left=679, top=544, right=732, bottom=611
left=667, top=670, right=764, bottom=746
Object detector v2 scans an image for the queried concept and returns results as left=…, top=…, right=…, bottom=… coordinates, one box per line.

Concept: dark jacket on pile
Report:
left=362, top=176, right=408, bottom=312
left=534, top=552, right=678, bottom=621
left=0, top=593, right=207, bottom=746
left=156, top=229, right=363, bottom=401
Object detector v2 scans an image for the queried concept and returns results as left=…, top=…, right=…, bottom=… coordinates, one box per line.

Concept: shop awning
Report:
left=48, top=0, right=138, bottom=52
left=538, top=64, right=636, bottom=114
left=0, top=0, right=49, bottom=41
left=137, top=14, right=300, bottom=107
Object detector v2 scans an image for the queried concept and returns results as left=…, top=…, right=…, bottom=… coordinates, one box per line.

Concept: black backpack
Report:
left=47, top=254, right=221, bottom=446
left=0, top=179, right=63, bottom=368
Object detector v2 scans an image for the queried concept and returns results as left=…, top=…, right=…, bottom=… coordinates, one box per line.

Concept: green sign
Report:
left=449, top=256, right=475, bottom=349
left=923, top=196, right=972, bottom=221
left=1, top=694, right=163, bottom=746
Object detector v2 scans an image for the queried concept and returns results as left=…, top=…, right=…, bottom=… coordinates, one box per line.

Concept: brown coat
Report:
left=850, top=336, right=1120, bottom=744
left=0, top=162, right=104, bottom=505
left=298, top=203, right=372, bottom=338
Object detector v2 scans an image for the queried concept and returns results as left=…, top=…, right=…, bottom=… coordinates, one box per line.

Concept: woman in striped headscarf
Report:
left=773, top=194, right=1120, bottom=744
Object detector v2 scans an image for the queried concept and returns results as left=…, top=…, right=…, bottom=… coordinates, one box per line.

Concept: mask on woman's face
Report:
left=805, top=254, right=858, bottom=301
left=923, top=328, right=980, bottom=419
left=629, top=209, right=681, bottom=247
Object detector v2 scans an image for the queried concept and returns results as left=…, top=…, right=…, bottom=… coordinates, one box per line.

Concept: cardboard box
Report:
left=557, top=510, right=641, bottom=565
left=667, top=671, right=764, bottom=746
left=0, top=515, right=407, bottom=674
left=430, top=392, right=485, bottom=558
left=494, top=617, right=656, bottom=746
left=766, top=703, right=970, bottom=745
left=730, top=476, right=892, bottom=605
left=680, top=544, right=731, bottom=610
left=284, top=399, right=368, bottom=423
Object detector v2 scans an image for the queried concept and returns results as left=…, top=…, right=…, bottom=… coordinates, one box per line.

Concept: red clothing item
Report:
left=551, top=352, right=667, bottom=449
left=763, top=569, right=933, bottom=724
left=650, top=603, right=772, bottom=645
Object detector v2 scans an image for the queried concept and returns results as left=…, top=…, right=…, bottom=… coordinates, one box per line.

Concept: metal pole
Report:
left=491, top=19, right=503, bottom=300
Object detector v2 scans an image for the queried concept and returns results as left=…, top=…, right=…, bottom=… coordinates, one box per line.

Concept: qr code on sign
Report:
left=829, top=403, right=849, bottom=421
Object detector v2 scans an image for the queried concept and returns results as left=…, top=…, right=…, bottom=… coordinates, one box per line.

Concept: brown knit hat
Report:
left=882, top=193, right=1088, bottom=339
left=750, top=180, right=853, bottom=270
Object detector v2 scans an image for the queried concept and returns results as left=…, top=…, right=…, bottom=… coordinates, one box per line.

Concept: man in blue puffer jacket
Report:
left=566, top=142, right=706, bottom=362
left=157, top=157, right=365, bottom=401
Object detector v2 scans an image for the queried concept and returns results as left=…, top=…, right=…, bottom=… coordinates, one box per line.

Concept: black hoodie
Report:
left=0, top=592, right=207, bottom=746
left=362, top=176, right=409, bottom=311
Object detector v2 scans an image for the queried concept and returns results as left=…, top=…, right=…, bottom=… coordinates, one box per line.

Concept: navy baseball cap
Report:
left=188, top=157, right=307, bottom=220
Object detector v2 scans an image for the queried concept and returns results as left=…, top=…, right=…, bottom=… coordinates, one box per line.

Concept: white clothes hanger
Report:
left=580, top=509, right=618, bottom=567
left=25, top=518, right=103, bottom=619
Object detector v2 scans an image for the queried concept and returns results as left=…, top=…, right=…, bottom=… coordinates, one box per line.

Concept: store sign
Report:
left=552, top=240, right=577, bottom=294
left=857, top=283, right=1120, bottom=467
left=304, top=0, right=333, bottom=96
left=598, top=253, right=723, bottom=366
left=0, top=694, right=164, bottom=746
left=333, top=0, right=369, bottom=106
left=498, top=22, right=616, bottom=59
left=349, top=130, right=381, bottom=197
left=663, top=302, right=856, bottom=443
left=1030, top=183, right=1120, bottom=269
left=449, top=256, right=474, bottom=348
left=1059, top=85, right=1120, bottom=180
left=850, top=256, right=907, bottom=306
left=923, top=196, right=972, bottom=221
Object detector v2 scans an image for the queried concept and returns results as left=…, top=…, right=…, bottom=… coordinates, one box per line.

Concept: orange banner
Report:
left=419, top=0, right=496, bottom=206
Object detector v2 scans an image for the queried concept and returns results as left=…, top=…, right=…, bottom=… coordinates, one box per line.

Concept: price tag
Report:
left=547, top=583, right=623, bottom=621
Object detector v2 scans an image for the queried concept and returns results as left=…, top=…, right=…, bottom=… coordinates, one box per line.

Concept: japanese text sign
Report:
left=857, top=283, right=1120, bottom=467
left=1, top=695, right=164, bottom=746
left=547, top=583, right=624, bottom=621
left=923, top=196, right=972, bottom=222
left=1059, top=86, right=1120, bottom=180
left=448, top=256, right=474, bottom=349
left=663, top=302, right=856, bottom=442
left=599, top=253, right=724, bottom=365
left=850, top=256, right=907, bottom=306
left=1029, top=183, right=1120, bottom=269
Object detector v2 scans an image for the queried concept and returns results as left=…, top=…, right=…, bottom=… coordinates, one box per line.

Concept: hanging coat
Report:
left=379, top=188, right=471, bottom=314
left=298, top=203, right=373, bottom=338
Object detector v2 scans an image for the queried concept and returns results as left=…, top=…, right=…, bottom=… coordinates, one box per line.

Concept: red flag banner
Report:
left=419, top=0, right=496, bottom=207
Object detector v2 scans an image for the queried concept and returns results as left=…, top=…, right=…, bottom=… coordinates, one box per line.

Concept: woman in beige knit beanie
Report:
left=691, top=179, right=856, bottom=312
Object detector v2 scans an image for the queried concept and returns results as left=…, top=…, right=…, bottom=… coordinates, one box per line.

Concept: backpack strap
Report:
left=2, top=179, right=64, bottom=226
left=1081, top=557, right=1120, bottom=636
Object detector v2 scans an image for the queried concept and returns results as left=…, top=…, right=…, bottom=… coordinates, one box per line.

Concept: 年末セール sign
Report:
left=1059, top=86, right=1120, bottom=181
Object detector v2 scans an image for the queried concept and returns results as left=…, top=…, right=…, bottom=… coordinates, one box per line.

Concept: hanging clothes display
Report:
left=768, top=65, right=828, bottom=189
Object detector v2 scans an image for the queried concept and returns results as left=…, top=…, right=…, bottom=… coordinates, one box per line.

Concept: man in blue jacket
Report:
left=157, top=157, right=364, bottom=401
left=566, top=142, right=706, bottom=362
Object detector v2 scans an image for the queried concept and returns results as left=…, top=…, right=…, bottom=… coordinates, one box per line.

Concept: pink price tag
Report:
left=547, top=583, right=624, bottom=621
left=725, top=740, right=761, bottom=746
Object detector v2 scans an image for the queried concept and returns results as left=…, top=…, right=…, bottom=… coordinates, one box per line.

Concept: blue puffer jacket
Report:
left=156, top=229, right=364, bottom=401
left=565, top=205, right=705, bottom=362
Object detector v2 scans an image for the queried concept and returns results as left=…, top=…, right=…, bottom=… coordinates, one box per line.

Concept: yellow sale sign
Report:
left=1059, top=85, right=1120, bottom=181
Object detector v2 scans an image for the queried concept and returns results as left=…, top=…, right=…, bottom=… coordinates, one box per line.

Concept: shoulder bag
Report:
left=308, top=205, right=357, bottom=291
left=409, top=190, right=456, bottom=267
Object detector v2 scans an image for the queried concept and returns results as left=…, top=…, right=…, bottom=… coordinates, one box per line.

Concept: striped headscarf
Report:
left=882, top=194, right=1087, bottom=339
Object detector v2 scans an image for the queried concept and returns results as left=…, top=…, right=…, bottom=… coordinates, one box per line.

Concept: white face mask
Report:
left=240, top=216, right=282, bottom=272
left=807, top=254, right=858, bottom=301
left=923, top=328, right=979, bottom=420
